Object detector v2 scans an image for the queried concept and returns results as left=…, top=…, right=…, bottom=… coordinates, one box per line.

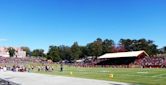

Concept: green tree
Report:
left=119, top=38, right=158, bottom=55
left=21, top=47, right=31, bottom=56
left=119, top=39, right=133, bottom=51
left=8, top=47, right=16, bottom=57
left=164, top=46, right=166, bottom=53
left=47, top=46, right=61, bottom=62
left=158, top=46, right=166, bottom=54
left=79, top=46, right=89, bottom=58
left=58, top=45, right=72, bottom=61
left=102, top=39, right=114, bottom=53
left=88, top=38, right=103, bottom=59
left=32, top=49, right=45, bottom=57
left=71, top=42, right=82, bottom=60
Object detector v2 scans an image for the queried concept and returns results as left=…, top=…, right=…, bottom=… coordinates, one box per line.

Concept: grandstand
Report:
left=96, top=51, right=148, bottom=67
left=95, top=50, right=166, bottom=68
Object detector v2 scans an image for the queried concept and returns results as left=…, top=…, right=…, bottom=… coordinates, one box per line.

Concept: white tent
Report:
left=98, top=50, right=149, bottom=59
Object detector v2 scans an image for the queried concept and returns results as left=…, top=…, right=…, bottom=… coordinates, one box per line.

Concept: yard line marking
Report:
left=123, top=74, right=166, bottom=78
left=152, top=73, right=166, bottom=78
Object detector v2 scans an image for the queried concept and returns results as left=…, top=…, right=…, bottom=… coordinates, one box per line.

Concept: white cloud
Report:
left=0, top=38, right=8, bottom=42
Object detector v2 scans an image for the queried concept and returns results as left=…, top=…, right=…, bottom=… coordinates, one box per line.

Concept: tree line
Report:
left=7, top=38, right=166, bottom=62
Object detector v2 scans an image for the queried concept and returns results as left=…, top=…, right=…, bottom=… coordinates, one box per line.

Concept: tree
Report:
left=32, top=49, right=45, bottom=57
left=71, top=42, right=82, bottom=60
left=119, top=38, right=158, bottom=55
left=79, top=46, right=89, bottom=58
left=8, top=47, right=16, bottom=57
left=119, top=39, right=133, bottom=51
left=158, top=46, right=166, bottom=54
left=163, top=46, right=166, bottom=53
left=102, top=39, right=114, bottom=53
left=88, top=38, right=103, bottom=59
left=21, top=47, right=31, bottom=56
left=58, top=45, right=72, bottom=61
left=47, top=46, right=61, bottom=62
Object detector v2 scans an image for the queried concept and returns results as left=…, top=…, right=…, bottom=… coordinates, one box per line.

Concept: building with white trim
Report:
left=0, top=47, right=26, bottom=58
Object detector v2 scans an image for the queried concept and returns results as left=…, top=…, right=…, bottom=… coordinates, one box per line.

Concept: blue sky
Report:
left=0, top=0, right=165, bottom=51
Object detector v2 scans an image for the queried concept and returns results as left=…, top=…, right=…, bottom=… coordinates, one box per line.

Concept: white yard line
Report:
left=123, top=73, right=166, bottom=78
left=152, top=73, right=166, bottom=78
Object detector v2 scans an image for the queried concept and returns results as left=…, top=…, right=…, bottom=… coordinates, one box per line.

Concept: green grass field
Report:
left=30, top=64, right=166, bottom=85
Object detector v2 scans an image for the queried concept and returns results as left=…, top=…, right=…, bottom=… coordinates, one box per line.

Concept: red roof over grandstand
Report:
left=98, top=50, right=149, bottom=59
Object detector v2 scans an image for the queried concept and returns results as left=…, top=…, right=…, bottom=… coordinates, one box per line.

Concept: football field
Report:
left=1, top=64, right=166, bottom=85
left=34, top=65, right=166, bottom=85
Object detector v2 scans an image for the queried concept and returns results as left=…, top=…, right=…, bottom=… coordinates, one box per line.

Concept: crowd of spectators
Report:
left=1, top=56, right=166, bottom=69
left=0, top=57, right=48, bottom=65
left=0, top=57, right=54, bottom=72
left=74, top=56, right=166, bottom=68
left=140, top=57, right=166, bottom=67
